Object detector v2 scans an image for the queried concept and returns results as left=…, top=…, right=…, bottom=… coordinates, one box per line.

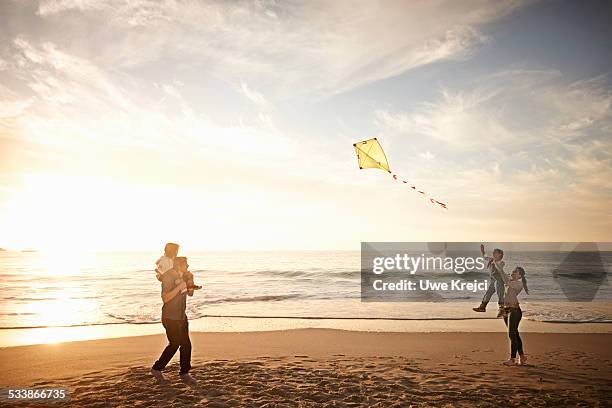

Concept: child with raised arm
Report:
left=473, top=244, right=506, bottom=318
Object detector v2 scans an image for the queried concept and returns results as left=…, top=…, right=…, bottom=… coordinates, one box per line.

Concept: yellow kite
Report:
left=353, top=138, right=391, bottom=173
left=353, top=137, right=448, bottom=209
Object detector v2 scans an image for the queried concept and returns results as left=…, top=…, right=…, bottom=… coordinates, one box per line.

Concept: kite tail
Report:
left=391, top=173, right=448, bottom=209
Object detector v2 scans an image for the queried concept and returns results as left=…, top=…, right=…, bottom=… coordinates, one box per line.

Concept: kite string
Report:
left=391, top=173, right=448, bottom=209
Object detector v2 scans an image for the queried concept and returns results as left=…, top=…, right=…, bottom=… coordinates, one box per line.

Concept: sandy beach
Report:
left=1, top=329, right=611, bottom=407
left=2, top=0, right=612, bottom=405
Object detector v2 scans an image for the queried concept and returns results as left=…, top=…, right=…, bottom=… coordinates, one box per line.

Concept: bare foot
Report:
left=180, top=372, right=197, bottom=384
left=150, top=368, right=166, bottom=384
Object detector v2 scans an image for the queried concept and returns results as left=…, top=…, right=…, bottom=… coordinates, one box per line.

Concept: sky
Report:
left=0, top=0, right=611, bottom=251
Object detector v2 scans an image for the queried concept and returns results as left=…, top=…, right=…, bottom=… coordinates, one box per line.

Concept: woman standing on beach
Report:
left=499, top=266, right=529, bottom=366
left=151, top=257, right=196, bottom=382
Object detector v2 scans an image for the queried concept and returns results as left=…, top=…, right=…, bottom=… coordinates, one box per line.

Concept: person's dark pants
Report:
left=503, top=308, right=523, bottom=358
left=481, top=273, right=505, bottom=307
left=152, top=318, right=191, bottom=374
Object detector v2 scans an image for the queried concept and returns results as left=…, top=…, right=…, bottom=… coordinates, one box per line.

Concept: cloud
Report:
left=547, top=75, right=612, bottom=139
left=12, top=37, right=134, bottom=110
left=32, top=0, right=527, bottom=98
left=37, top=0, right=104, bottom=16
left=0, top=99, right=32, bottom=118
left=240, top=81, right=270, bottom=109
left=563, top=139, right=612, bottom=191
left=372, top=69, right=612, bottom=232
left=0, top=84, right=33, bottom=118
left=323, top=25, right=492, bottom=96
left=419, top=151, right=435, bottom=160
left=375, top=85, right=512, bottom=147
left=375, top=70, right=611, bottom=150
left=1, top=38, right=299, bottom=172
left=4, top=0, right=611, bottom=246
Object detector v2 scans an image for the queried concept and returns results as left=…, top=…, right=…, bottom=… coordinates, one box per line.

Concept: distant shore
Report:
left=1, top=329, right=610, bottom=406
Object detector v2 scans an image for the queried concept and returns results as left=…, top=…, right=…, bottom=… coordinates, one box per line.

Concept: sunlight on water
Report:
left=38, top=251, right=87, bottom=277
left=20, top=288, right=100, bottom=328
left=0, top=250, right=610, bottom=338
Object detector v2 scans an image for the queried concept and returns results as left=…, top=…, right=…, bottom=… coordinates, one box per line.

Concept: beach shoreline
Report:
left=1, top=329, right=610, bottom=406
left=1, top=317, right=611, bottom=348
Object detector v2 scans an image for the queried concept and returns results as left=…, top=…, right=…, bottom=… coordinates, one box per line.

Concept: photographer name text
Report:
left=373, top=279, right=489, bottom=292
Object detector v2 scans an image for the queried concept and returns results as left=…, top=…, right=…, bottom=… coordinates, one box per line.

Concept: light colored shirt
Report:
left=155, top=256, right=173, bottom=280
left=483, top=253, right=505, bottom=277
left=500, top=272, right=524, bottom=307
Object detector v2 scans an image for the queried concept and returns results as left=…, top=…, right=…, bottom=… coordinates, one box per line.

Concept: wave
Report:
left=1, top=295, right=102, bottom=301
left=410, top=270, right=487, bottom=279
left=255, top=269, right=361, bottom=279
left=99, top=295, right=308, bottom=324
left=104, top=312, right=159, bottom=325
left=203, top=294, right=303, bottom=305
left=3, top=314, right=610, bottom=330
left=530, top=318, right=612, bottom=323
left=258, top=269, right=490, bottom=280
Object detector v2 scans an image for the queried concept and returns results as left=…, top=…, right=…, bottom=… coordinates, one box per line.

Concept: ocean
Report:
left=0, top=250, right=611, bottom=332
